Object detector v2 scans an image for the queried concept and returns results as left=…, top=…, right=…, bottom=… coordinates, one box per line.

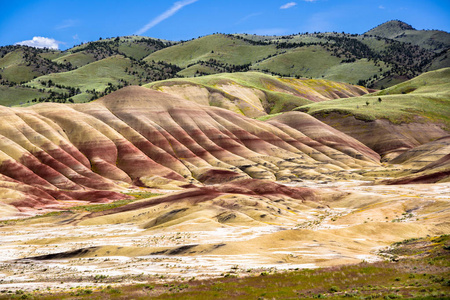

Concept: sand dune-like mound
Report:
left=77, top=178, right=318, bottom=227
left=0, top=86, right=380, bottom=216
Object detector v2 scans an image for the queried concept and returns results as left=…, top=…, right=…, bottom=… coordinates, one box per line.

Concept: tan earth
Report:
left=0, top=85, right=448, bottom=293
left=0, top=181, right=448, bottom=292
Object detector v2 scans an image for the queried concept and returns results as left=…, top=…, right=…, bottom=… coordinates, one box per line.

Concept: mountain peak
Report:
left=365, top=20, right=415, bottom=37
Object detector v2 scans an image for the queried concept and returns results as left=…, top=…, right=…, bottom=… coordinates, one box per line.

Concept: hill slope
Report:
left=24, top=55, right=180, bottom=103
left=0, top=85, right=382, bottom=217
left=146, top=72, right=370, bottom=117
left=297, top=68, right=450, bottom=159
left=144, top=34, right=278, bottom=70
left=1, top=20, right=450, bottom=107
left=365, top=20, right=450, bottom=51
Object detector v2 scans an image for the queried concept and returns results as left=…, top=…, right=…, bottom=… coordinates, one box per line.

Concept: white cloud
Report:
left=15, top=37, right=61, bottom=49
left=280, top=2, right=297, bottom=9
left=379, top=5, right=385, bottom=9
left=303, top=0, right=317, bottom=2
left=136, top=0, right=198, bottom=35
left=55, top=19, right=78, bottom=30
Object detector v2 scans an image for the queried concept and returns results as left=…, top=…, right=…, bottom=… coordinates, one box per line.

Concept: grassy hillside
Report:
left=427, top=49, right=450, bottom=71
left=69, top=36, right=170, bottom=61
left=253, top=45, right=341, bottom=78
left=1, top=20, right=449, bottom=107
left=0, top=85, right=47, bottom=106
left=0, top=46, right=70, bottom=83
left=0, top=49, right=44, bottom=83
left=365, top=20, right=450, bottom=51
left=26, top=55, right=180, bottom=103
left=144, top=34, right=279, bottom=69
left=28, top=55, right=134, bottom=91
left=297, top=68, right=450, bottom=127
left=143, top=30, right=442, bottom=89
left=53, top=51, right=97, bottom=68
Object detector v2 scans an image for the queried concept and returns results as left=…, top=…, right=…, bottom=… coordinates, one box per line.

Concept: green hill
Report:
left=1, top=20, right=449, bottom=107
left=51, top=36, right=169, bottom=69
left=26, top=55, right=180, bottom=103
left=144, top=34, right=279, bottom=69
left=297, top=67, right=450, bottom=127
left=365, top=20, right=450, bottom=51
left=143, top=29, right=444, bottom=88
left=0, top=85, right=47, bottom=106
left=0, top=46, right=70, bottom=83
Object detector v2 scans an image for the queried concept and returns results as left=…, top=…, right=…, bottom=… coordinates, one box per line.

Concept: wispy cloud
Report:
left=235, top=12, right=262, bottom=25
left=15, top=37, right=62, bottom=49
left=280, top=2, right=297, bottom=9
left=303, top=0, right=318, bottom=2
left=136, top=0, right=198, bottom=35
left=248, top=28, right=288, bottom=36
left=55, top=19, right=78, bottom=30
left=379, top=5, right=385, bottom=9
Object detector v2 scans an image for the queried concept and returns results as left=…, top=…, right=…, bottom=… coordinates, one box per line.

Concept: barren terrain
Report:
left=1, top=179, right=448, bottom=293
left=0, top=71, right=448, bottom=297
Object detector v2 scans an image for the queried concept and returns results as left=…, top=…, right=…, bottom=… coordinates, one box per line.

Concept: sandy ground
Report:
left=0, top=181, right=449, bottom=292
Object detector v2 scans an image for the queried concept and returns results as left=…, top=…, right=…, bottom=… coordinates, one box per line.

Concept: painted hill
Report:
left=381, top=136, right=450, bottom=184
left=0, top=85, right=381, bottom=218
left=145, top=72, right=370, bottom=117
left=0, top=83, right=449, bottom=296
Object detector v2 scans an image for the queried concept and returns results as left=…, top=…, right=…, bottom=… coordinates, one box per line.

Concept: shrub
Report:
left=329, top=286, right=339, bottom=292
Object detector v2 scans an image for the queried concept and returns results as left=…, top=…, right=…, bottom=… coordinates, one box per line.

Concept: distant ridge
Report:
left=365, top=20, right=416, bottom=37
left=365, top=20, right=450, bottom=51
left=1, top=20, right=450, bottom=107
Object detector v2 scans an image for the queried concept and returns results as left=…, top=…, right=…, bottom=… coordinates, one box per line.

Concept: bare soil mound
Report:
left=0, top=86, right=379, bottom=217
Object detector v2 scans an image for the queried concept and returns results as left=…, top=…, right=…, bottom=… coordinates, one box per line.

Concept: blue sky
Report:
left=1, top=0, right=449, bottom=50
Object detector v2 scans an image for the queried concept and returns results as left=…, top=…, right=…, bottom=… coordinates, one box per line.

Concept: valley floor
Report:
left=0, top=181, right=448, bottom=295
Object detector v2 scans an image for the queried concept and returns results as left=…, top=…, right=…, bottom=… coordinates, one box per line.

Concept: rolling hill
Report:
left=297, top=67, right=450, bottom=160
left=0, top=48, right=449, bottom=298
left=144, top=34, right=279, bottom=70
left=0, top=85, right=383, bottom=218
left=0, top=19, right=449, bottom=298
left=0, top=83, right=448, bottom=297
left=365, top=20, right=450, bottom=51
left=146, top=72, right=370, bottom=117
left=1, top=20, right=449, bottom=107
